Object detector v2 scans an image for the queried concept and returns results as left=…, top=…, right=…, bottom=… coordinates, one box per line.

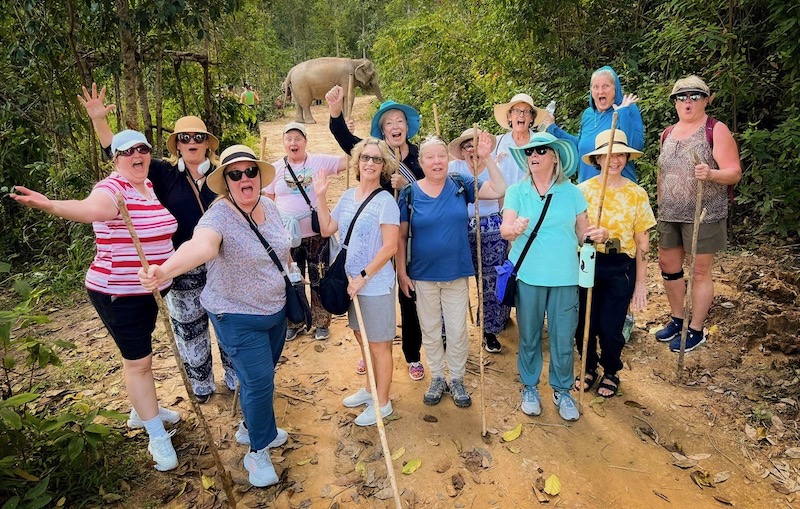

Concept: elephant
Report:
left=283, top=57, right=383, bottom=124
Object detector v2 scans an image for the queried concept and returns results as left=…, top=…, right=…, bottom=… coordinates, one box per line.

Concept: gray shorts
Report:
left=347, top=292, right=397, bottom=342
left=657, top=219, right=727, bottom=254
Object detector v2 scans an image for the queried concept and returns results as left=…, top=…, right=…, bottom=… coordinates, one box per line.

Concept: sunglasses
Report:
left=524, top=146, right=550, bottom=156
left=225, top=166, right=259, bottom=181
left=359, top=154, right=385, bottom=164
left=116, top=145, right=152, bottom=157
left=673, top=93, right=707, bottom=103
left=460, top=143, right=475, bottom=151
left=177, top=132, right=209, bottom=144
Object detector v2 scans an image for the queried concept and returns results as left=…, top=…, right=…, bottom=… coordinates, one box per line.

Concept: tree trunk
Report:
left=135, top=43, right=153, bottom=144
left=155, top=41, right=163, bottom=153
left=117, top=0, right=139, bottom=130
left=113, top=74, right=123, bottom=132
left=173, top=59, right=187, bottom=116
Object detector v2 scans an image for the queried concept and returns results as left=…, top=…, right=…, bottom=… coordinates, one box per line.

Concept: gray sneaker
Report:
left=449, top=378, right=472, bottom=408
left=553, top=391, right=580, bottom=421
left=521, top=385, right=541, bottom=416
left=286, top=326, right=304, bottom=341
left=423, top=376, right=448, bottom=405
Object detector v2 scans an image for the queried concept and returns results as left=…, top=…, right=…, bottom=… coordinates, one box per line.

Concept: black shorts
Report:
left=87, top=289, right=162, bottom=360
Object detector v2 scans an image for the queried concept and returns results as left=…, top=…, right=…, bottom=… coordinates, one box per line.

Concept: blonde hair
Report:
left=524, top=148, right=568, bottom=185
left=165, top=149, right=220, bottom=168
left=351, top=138, right=397, bottom=181
left=418, top=135, right=447, bottom=159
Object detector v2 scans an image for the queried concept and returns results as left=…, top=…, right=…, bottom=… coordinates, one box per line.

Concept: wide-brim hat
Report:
left=581, top=129, right=642, bottom=164
left=167, top=116, right=220, bottom=155
left=493, top=93, right=545, bottom=130
left=509, top=132, right=578, bottom=178
left=111, top=130, right=151, bottom=154
left=370, top=100, right=421, bottom=139
left=206, top=144, right=275, bottom=195
left=448, top=128, right=497, bottom=160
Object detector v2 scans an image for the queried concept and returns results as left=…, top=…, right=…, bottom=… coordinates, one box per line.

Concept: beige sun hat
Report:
left=447, top=128, right=497, bottom=160
left=166, top=116, right=220, bottom=155
left=581, top=130, right=643, bottom=165
left=493, top=93, right=545, bottom=130
left=206, top=145, right=275, bottom=195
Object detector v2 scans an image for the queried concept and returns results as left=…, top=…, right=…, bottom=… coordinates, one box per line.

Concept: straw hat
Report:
left=581, top=130, right=642, bottom=165
left=206, top=145, right=275, bottom=195
left=669, top=75, right=710, bottom=100
left=493, top=93, right=545, bottom=130
left=370, top=100, right=421, bottom=139
left=509, top=132, right=578, bottom=178
left=447, top=128, right=496, bottom=160
left=166, top=116, right=220, bottom=155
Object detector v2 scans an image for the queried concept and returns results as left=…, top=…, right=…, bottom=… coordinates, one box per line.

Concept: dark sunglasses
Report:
left=524, top=146, right=550, bottom=156
left=225, top=166, right=259, bottom=181
left=359, top=154, right=385, bottom=164
left=116, top=145, right=152, bottom=157
left=177, top=132, right=209, bottom=144
left=673, top=93, right=707, bottom=103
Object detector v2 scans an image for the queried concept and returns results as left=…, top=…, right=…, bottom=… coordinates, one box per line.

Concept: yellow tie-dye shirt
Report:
left=578, top=177, right=656, bottom=258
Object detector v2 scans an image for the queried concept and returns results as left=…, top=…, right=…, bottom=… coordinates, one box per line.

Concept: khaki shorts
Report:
left=657, top=219, right=727, bottom=254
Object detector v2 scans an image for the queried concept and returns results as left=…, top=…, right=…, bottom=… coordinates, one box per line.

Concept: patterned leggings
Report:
left=289, top=235, right=331, bottom=329
left=468, top=212, right=510, bottom=334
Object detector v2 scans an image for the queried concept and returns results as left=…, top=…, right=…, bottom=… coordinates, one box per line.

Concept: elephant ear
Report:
left=355, top=63, right=370, bottom=85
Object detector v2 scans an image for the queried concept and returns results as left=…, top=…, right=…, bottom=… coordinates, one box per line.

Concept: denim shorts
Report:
left=87, top=289, right=162, bottom=360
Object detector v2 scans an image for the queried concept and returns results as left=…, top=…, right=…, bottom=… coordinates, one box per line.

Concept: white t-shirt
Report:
left=493, top=130, right=532, bottom=193
left=448, top=159, right=520, bottom=217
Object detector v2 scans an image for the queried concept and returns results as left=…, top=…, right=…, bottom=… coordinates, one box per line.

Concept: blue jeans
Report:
left=208, top=308, right=287, bottom=450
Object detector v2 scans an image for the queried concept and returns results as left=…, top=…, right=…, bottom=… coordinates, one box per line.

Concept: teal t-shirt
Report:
left=502, top=179, right=587, bottom=287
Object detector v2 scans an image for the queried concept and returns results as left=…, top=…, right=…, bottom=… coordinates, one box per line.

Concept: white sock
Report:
left=143, top=415, right=167, bottom=439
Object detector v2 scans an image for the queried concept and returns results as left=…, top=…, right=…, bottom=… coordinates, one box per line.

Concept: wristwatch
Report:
left=360, top=269, right=369, bottom=280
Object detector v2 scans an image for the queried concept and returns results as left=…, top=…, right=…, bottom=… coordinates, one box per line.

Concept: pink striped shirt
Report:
left=85, top=173, right=177, bottom=295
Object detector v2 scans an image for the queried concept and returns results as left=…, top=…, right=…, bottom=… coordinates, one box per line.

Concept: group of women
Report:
left=7, top=68, right=740, bottom=487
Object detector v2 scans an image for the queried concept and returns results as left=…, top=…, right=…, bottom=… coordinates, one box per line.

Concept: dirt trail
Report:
left=36, top=97, right=800, bottom=508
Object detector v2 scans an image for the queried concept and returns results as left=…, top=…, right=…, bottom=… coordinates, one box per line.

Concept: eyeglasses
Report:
left=673, top=93, right=707, bottom=103
left=225, top=166, right=259, bottom=181
left=116, top=145, right=152, bottom=157
left=460, top=143, right=475, bottom=151
left=509, top=108, right=533, bottom=116
left=524, top=146, right=550, bottom=156
left=359, top=154, right=385, bottom=164
left=177, top=132, right=209, bottom=144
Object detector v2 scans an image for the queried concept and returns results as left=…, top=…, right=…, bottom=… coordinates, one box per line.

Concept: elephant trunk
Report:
left=371, top=80, right=383, bottom=102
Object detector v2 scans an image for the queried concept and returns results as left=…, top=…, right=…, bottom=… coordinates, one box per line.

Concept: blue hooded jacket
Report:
left=547, top=66, right=644, bottom=183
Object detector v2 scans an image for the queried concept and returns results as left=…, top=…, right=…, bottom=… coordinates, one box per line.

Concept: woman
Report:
left=263, top=122, right=346, bottom=342
left=492, top=92, right=545, bottom=176
left=500, top=132, right=606, bottom=422
left=314, top=139, right=399, bottom=426
left=140, top=145, right=288, bottom=488
left=397, top=134, right=506, bottom=408
left=326, top=84, right=426, bottom=382
left=541, top=66, right=644, bottom=183
left=79, top=83, right=236, bottom=404
left=655, top=76, right=742, bottom=352
left=11, top=130, right=180, bottom=471
left=575, top=130, right=655, bottom=397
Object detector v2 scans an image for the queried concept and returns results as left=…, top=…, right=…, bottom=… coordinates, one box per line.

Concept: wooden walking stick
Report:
left=432, top=103, right=441, bottom=138
left=351, top=290, right=403, bottom=509
left=471, top=124, right=487, bottom=437
left=116, top=194, right=237, bottom=508
left=393, top=147, right=401, bottom=200
left=345, top=73, right=355, bottom=189
left=578, top=113, right=618, bottom=411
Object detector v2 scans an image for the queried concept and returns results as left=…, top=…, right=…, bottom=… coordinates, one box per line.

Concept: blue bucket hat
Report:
left=509, top=133, right=578, bottom=178
left=111, top=130, right=151, bottom=154
left=370, top=100, right=421, bottom=140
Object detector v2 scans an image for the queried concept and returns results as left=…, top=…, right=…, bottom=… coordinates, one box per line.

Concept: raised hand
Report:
left=325, top=85, right=344, bottom=117
left=313, top=173, right=332, bottom=197
left=613, top=94, right=639, bottom=110
left=476, top=131, right=494, bottom=159
left=78, top=83, right=116, bottom=120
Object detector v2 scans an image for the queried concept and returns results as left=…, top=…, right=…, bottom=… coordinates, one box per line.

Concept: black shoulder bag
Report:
left=319, top=188, right=384, bottom=315
left=284, top=157, right=321, bottom=234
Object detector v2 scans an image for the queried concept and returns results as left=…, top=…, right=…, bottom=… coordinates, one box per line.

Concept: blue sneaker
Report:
left=670, top=328, right=707, bottom=353
left=655, top=317, right=683, bottom=342
left=553, top=391, right=580, bottom=421
left=521, top=385, right=541, bottom=416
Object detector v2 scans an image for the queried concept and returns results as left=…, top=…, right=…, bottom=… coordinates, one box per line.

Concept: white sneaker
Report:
left=354, top=402, right=393, bottom=427
left=235, top=421, right=289, bottom=448
left=244, top=448, right=279, bottom=487
left=342, top=387, right=373, bottom=408
left=148, top=430, right=178, bottom=471
left=127, top=406, right=181, bottom=429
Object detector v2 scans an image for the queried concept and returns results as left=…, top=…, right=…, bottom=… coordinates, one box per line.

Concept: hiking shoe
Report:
left=148, top=430, right=178, bottom=471
left=670, top=327, right=707, bottom=353
left=449, top=378, right=472, bottom=408
left=423, top=376, right=448, bottom=405
left=235, top=422, right=289, bottom=448
left=521, top=385, right=541, bottom=416
left=355, top=358, right=367, bottom=375
left=483, top=333, right=502, bottom=353
left=655, top=317, right=683, bottom=342
left=553, top=391, right=580, bottom=421
left=286, top=326, right=304, bottom=341
left=128, top=406, right=181, bottom=429
left=342, top=387, right=373, bottom=408
left=354, top=401, right=393, bottom=426
left=622, top=313, right=635, bottom=343
left=408, top=362, right=425, bottom=381
left=244, top=448, right=280, bottom=487
left=314, top=327, right=330, bottom=340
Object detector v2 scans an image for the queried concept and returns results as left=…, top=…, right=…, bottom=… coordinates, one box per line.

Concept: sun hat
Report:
left=206, top=145, right=275, bottom=195
left=283, top=122, right=307, bottom=138
left=447, top=128, right=497, bottom=160
left=581, top=130, right=642, bottom=165
left=493, top=93, right=546, bottom=130
left=669, top=75, right=711, bottom=100
left=111, top=130, right=151, bottom=154
left=166, top=116, right=220, bottom=156
left=370, top=100, right=421, bottom=139
left=509, top=132, right=578, bottom=177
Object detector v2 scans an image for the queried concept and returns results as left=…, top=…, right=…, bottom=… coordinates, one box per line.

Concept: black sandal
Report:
left=597, top=373, right=620, bottom=398
left=574, top=370, right=598, bottom=392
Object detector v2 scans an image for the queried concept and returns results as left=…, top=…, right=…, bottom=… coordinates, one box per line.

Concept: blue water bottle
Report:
left=579, top=240, right=596, bottom=288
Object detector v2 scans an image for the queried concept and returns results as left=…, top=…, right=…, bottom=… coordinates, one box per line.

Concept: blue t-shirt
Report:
left=399, top=175, right=476, bottom=281
left=502, top=179, right=588, bottom=287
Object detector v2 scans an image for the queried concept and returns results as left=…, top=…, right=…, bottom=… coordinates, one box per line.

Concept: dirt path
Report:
left=36, top=97, right=800, bottom=508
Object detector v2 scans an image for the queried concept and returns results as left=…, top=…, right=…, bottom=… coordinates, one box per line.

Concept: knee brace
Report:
left=661, top=270, right=684, bottom=281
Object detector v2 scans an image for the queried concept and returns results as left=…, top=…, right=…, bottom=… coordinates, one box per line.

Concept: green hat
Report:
left=509, top=132, right=578, bottom=177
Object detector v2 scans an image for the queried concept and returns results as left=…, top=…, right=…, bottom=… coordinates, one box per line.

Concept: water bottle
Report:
left=578, top=240, right=596, bottom=288
left=538, top=101, right=556, bottom=132
left=288, top=262, right=302, bottom=283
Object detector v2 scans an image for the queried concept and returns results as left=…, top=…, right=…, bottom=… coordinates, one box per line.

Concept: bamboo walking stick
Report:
left=351, top=289, right=403, bottom=509
left=393, top=147, right=401, bottom=200
left=578, top=112, right=618, bottom=410
left=432, top=103, right=441, bottom=139
left=117, top=194, right=237, bottom=509
left=471, top=124, right=487, bottom=437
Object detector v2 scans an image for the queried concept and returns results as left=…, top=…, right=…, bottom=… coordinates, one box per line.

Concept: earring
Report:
left=177, top=158, right=186, bottom=172
left=508, top=121, right=513, bottom=128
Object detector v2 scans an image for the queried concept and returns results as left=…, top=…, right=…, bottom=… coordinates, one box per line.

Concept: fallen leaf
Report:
left=687, top=453, right=711, bottom=461
left=402, top=459, right=421, bottom=475
left=201, top=475, right=215, bottom=490
left=434, top=459, right=451, bottom=473
left=673, top=458, right=698, bottom=469
left=590, top=397, right=606, bottom=417
left=422, top=414, right=438, bottom=423
left=785, top=447, right=800, bottom=459
left=745, top=424, right=758, bottom=441
left=708, top=324, right=720, bottom=334
left=451, top=472, right=465, bottom=491
left=384, top=414, right=401, bottom=422
left=690, top=470, right=715, bottom=489
left=544, top=474, right=561, bottom=496
left=624, top=400, right=646, bottom=409
left=506, top=445, right=521, bottom=454
left=313, top=344, right=325, bottom=353
left=452, top=439, right=462, bottom=453
left=355, top=461, right=366, bottom=477
left=425, top=434, right=441, bottom=446
left=653, top=491, right=670, bottom=502
left=713, top=471, right=731, bottom=484
left=713, top=495, right=733, bottom=505
left=501, top=423, right=523, bottom=442
left=296, top=459, right=311, bottom=466
left=391, top=447, right=406, bottom=460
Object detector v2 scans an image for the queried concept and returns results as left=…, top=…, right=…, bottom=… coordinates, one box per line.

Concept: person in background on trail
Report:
left=240, top=83, right=260, bottom=106
left=314, top=138, right=400, bottom=426
left=575, top=130, right=655, bottom=398
left=140, top=146, right=289, bottom=488
left=11, top=130, right=181, bottom=472
left=397, top=134, right=507, bottom=409
left=448, top=128, right=515, bottom=354
left=79, top=83, right=238, bottom=405
left=500, top=133, right=606, bottom=422
left=263, top=122, right=346, bottom=342
left=654, top=75, right=742, bottom=353
left=226, top=85, right=238, bottom=100
left=540, top=65, right=644, bottom=184
left=325, top=84, right=427, bottom=383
